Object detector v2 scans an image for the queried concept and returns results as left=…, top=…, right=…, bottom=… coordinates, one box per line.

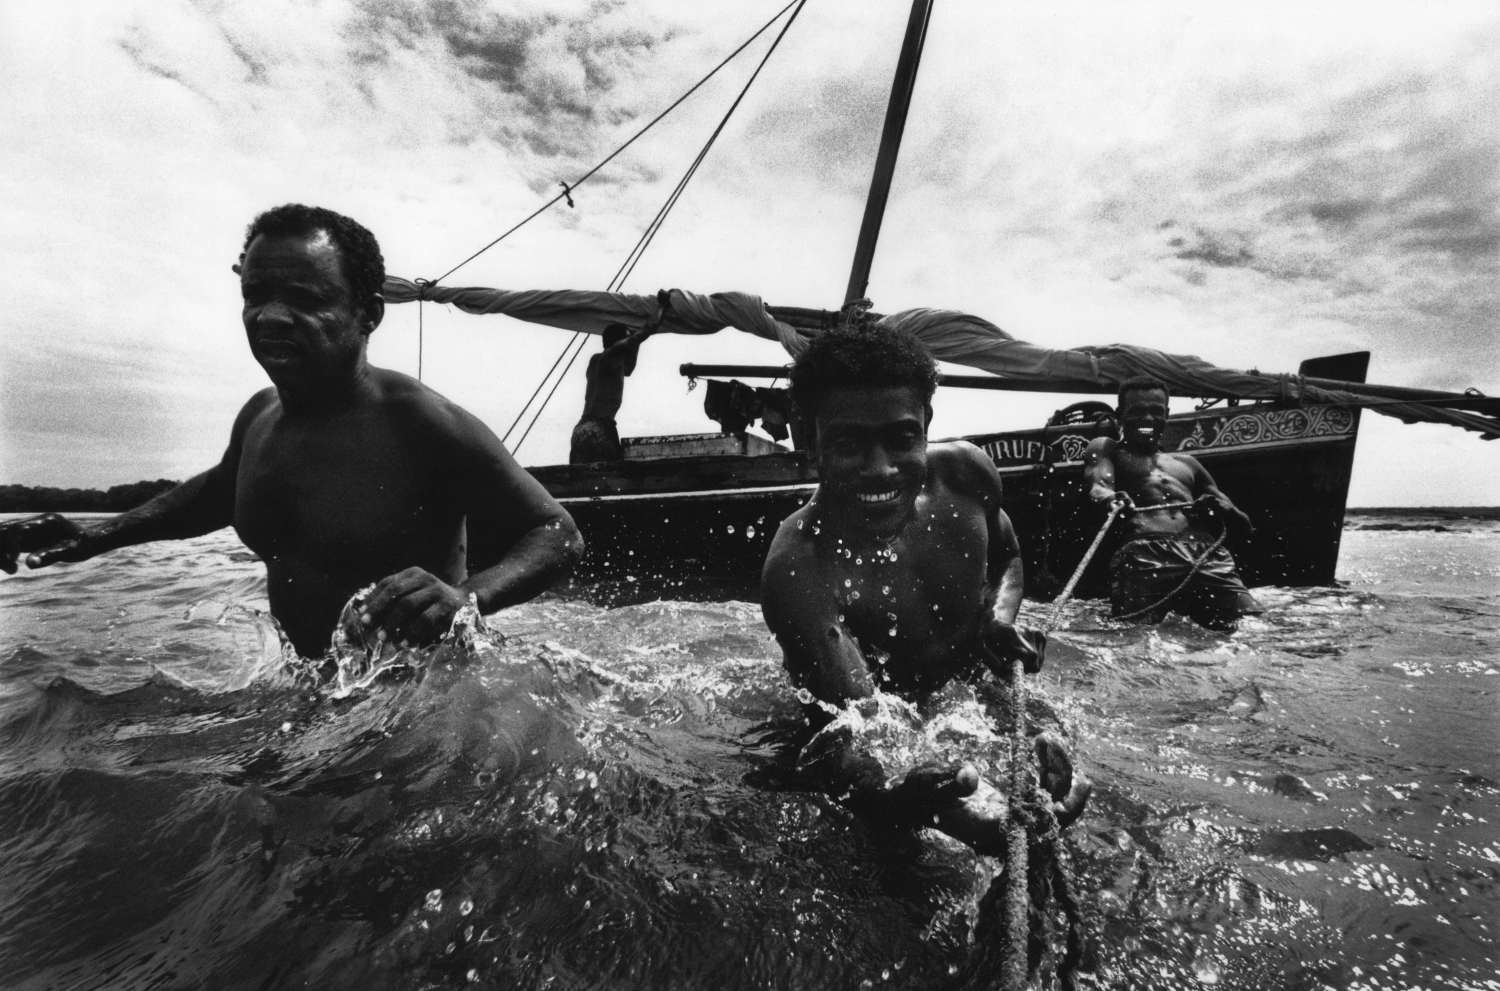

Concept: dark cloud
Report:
left=1306, top=198, right=1378, bottom=226
left=740, top=75, right=888, bottom=193
left=348, top=0, right=671, bottom=129
left=1171, top=227, right=1254, bottom=269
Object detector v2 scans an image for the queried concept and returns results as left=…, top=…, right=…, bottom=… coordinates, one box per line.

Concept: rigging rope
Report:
left=505, top=0, right=809, bottom=454
left=432, top=0, right=806, bottom=287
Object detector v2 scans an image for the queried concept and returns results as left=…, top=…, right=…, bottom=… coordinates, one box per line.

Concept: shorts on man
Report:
left=1109, top=534, right=1262, bottom=626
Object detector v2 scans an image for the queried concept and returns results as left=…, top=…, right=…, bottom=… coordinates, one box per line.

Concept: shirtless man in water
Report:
left=1083, top=376, right=1261, bottom=629
left=0, top=204, right=583, bottom=658
left=761, top=323, right=1088, bottom=854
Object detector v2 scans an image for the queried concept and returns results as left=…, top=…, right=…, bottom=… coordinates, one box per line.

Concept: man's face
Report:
left=813, top=385, right=930, bottom=538
left=240, top=230, right=375, bottom=391
left=1118, top=386, right=1169, bottom=452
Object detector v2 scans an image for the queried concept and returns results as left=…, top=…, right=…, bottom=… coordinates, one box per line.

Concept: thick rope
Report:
left=1001, top=652, right=1032, bottom=990
left=1042, top=493, right=1131, bottom=633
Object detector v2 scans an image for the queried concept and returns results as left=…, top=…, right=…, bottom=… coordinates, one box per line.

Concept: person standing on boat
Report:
left=1083, top=375, right=1262, bottom=629
left=0, top=203, right=584, bottom=659
left=760, top=323, right=1089, bottom=855
left=569, top=323, right=641, bottom=463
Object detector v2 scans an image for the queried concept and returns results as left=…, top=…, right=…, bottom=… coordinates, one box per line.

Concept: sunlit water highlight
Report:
left=0, top=510, right=1496, bottom=989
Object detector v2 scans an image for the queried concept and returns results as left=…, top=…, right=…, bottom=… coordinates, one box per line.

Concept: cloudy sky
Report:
left=1, top=0, right=1496, bottom=505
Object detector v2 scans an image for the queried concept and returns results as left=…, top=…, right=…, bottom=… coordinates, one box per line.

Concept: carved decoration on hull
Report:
left=980, top=405, right=1358, bottom=467
left=1177, top=406, right=1357, bottom=451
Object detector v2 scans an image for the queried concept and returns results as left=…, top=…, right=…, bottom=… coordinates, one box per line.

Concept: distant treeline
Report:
left=0, top=480, right=180, bottom=513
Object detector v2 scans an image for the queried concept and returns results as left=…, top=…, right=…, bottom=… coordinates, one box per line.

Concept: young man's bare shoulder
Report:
left=1084, top=435, right=1119, bottom=458
left=765, top=503, right=819, bottom=564
left=926, top=440, right=1002, bottom=505
left=761, top=505, right=830, bottom=633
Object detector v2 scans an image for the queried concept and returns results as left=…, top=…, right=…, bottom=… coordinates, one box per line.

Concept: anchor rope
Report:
left=996, top=492, right=1218, bottom=986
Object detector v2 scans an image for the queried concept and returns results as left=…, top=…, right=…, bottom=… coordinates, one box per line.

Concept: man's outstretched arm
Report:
left=0, top=466, right=236, bottom=573
left=0, top=393, right=260, bottom=574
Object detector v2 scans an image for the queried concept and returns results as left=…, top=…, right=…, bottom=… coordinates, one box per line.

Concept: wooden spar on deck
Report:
left=843, top=0, right=935, bottom=307
left=678, top=362, right=1500, bottom=412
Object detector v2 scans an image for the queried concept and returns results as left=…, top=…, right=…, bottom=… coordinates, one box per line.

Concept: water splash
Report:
left=306, top=586, right=504, bottom=698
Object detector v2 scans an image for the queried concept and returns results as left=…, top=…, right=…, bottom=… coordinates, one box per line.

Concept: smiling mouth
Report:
left=256, top=340, right=301, bottom=361
left=855, top=489, right=901, bottom=505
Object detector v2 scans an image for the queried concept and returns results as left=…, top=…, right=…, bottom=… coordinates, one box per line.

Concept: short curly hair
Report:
left=241, top=204, right=386, bottom=309
left=1117, top=374, right=1169, bottom=408
left=789, top=322, right=939, bottom=418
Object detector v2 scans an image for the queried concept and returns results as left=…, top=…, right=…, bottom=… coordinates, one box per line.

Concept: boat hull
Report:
left=531, top=354, right=1369, bottom=605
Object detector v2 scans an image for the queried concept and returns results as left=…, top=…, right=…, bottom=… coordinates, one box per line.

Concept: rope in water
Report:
left=1000, top=651, right=1034, bottom=989
left=1111, top=522, right=1228, bottom=622
left=996, top=492, right=1216, bottom=988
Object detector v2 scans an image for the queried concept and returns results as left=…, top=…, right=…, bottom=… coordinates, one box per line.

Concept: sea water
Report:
left=0, top=510, right=1495, bottom=990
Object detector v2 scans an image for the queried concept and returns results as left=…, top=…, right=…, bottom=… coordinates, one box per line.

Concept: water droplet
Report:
left=855, top=557, right=863, bottom=566
left=850, top=591, right=860, bottom=600
left=746, top=525, right=756, bottom=539
left=425, top=889, right=443, bottom=912
left=467, top=969, right=480, bottom=983
left=843, top=579, right=853, bottom=588
left=888, top=626, right=898, bottom=637
left=881, top=586, right=891, bottom=596
left=726, top=524, right=736, bottom=534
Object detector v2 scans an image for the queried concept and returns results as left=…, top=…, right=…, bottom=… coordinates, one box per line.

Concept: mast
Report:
left=843, top=0, right=936, bottom=306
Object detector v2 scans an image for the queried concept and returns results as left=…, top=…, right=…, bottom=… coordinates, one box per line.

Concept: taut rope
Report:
left=995, top=492, right=1218, bottom=987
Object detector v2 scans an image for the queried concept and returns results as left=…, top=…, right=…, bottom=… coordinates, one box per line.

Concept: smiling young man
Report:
left=760, top=323, right=1087, bottom=854
left=0, top=204, right=583, bottom=660
left=1083, top=375, right=1261, bottom=629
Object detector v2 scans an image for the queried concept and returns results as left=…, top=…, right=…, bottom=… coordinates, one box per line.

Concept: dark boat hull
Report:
left=531, top=355, right=1368, bottom=604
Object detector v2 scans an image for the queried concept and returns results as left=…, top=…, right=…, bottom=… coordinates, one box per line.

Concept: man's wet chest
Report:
left=234, top=420, right=445, bottom=552
left=1118, top=452, right=1192, bottom=494
left=824, top=518, right=989, bottom=638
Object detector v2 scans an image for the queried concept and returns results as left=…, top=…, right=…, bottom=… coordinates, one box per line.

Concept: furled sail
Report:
left=385, top=277, right=1499, bottom=439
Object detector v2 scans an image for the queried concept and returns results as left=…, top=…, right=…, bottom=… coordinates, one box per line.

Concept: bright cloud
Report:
left=1, top=0, right=1496, bottom=506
